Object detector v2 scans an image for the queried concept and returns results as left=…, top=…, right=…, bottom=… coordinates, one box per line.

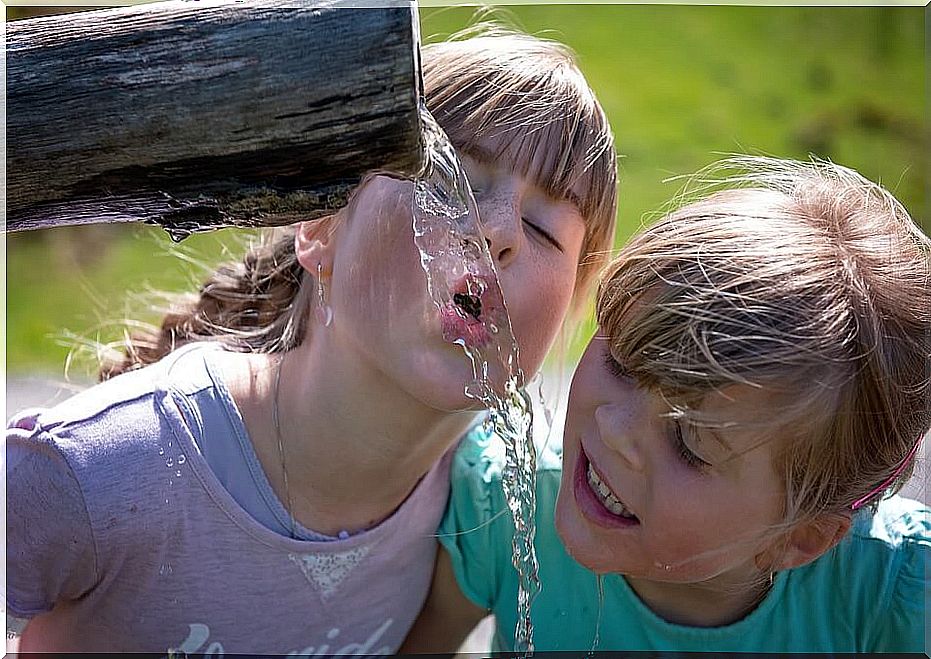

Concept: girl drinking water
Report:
left=405, top=157, right=930, bottom=654
left=6, top=29, right=617, bottom=653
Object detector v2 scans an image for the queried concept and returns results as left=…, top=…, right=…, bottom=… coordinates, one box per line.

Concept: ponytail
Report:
left=99, top=228, right=314, bottom=380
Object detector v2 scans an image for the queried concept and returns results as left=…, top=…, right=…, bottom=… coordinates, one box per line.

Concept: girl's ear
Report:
left=763, top=513, right=852, bottom=571
left=294, top=219, right=336, bottom=276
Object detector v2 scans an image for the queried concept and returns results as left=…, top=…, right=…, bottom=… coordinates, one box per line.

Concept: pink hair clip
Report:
left=850, top=435, right=924, bottom=511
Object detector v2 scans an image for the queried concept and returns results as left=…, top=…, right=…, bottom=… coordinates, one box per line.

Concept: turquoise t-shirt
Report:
left=439, top=427, right=930, bottom=653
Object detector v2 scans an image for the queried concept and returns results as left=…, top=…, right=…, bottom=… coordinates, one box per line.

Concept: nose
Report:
left=477, top=183, right=522, bottom=269
left=594, top=403, right=645, bottom=472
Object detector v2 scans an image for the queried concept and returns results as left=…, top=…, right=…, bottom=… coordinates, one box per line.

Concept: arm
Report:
left=6, top=416, right=99, bottom=635
left=399, top=546, right=488, bottom=654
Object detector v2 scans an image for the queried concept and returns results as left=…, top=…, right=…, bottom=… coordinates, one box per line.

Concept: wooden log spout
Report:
left=6, top=0, right=425, bottom=235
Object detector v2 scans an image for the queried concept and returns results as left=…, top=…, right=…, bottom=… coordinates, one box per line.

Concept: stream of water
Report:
left=412, top=104, right=541, bottom=653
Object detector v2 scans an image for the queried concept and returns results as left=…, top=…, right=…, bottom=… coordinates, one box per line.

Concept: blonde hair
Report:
left=99, top=27, right=617, bottom=379
left=597, top=156, right=930, bottom=528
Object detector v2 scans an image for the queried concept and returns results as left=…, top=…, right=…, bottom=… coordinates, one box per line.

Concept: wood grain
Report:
left=7, top=0, right=424, bottom=235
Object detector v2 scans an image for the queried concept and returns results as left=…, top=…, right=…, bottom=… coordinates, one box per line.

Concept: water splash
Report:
left=412, top=104, right=540, bottom=653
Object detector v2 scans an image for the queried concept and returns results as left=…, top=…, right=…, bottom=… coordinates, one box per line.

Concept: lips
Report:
left=574, top=446, right=640, bottom=529
left=440, top=273, right=502, bottom=349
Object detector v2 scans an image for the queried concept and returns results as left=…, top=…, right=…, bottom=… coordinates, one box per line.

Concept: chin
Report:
left=555, top=492, right=592, bottom=566
left=406, top=370, right=487, bottom=414
left=554, top=487, right=621, bottom=576
left=428, top=392, right=487, bottom=414
left=438, top=354, right=518, bottom=408
left=557, top=527, right=613, bottom=575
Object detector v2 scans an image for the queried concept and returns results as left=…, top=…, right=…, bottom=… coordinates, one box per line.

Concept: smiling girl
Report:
left=5, top=29, right=617, bottom=654
left=405, top=157, right=930, bottom=654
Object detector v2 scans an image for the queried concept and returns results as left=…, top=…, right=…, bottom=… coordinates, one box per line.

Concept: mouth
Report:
left=574, top=446, right=640, bottom=528
left=440, top=274, right=497, bottom=349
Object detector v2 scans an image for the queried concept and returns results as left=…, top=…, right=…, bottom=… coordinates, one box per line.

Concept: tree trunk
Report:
left=7, top=0, right=424, bottom=237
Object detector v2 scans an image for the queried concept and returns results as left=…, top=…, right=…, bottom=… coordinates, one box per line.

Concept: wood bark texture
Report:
left=7, top=0, right=424, bottom=235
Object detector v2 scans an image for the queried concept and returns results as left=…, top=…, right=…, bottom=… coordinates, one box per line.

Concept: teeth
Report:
left=587, top=463, right=636, bottom=519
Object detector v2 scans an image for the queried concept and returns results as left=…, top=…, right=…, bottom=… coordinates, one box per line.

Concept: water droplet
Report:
left=164, top=226, right=193, bottom=243
left=166, top=457, right=174, bottom=467
left=175, top=470, right=182, bottom=477
left=158, top=447, right=165, bottom=456
left=177, top=454, right=186, bottom=465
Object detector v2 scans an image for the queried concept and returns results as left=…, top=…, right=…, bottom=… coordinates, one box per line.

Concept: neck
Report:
left=624, top=569, right=773, bottom=628
left=238, top=339, right=476, bottom=537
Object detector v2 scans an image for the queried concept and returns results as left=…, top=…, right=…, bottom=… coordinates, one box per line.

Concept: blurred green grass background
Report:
left=6, top=5, right=926, bottom=376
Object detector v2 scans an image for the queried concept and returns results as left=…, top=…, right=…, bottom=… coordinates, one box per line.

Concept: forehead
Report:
left=462, top=136, right=585, bottom=211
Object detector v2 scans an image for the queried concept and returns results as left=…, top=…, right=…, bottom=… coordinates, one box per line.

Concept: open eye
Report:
left=523, top=217, right=563, bottom=252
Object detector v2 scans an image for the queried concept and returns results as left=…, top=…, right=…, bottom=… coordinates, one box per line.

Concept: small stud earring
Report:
left=315, top=263, right=333, bottom=327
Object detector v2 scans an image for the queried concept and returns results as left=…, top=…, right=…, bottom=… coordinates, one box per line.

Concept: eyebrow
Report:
left=463, top=144, right=584, bottom=211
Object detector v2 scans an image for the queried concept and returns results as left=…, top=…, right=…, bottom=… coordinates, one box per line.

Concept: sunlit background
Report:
left=7, top=4, right=926, bottom=377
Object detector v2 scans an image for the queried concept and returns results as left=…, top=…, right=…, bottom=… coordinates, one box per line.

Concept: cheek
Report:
left=341, top=196, right=426, bottom=302
left=646, top=480, right=768, bottom=562
left=508, top=261, right=578, bottom=367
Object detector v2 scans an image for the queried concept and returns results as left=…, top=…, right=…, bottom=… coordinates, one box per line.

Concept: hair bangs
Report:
left=596, top=210, right=856, bottom=417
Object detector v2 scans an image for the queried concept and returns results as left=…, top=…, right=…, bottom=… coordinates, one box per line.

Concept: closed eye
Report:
left=523, top=218, right=563, bottom=252
left=673, top=420, right=712, bottom=471
left=603, top=351, right=633, bottom=380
